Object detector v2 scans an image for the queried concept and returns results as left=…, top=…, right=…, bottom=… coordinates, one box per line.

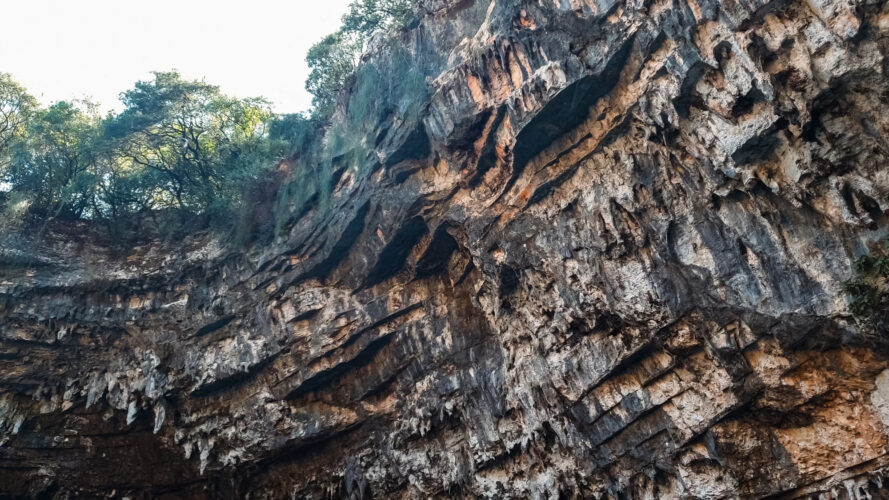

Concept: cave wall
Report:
left=3, top=0, right=889, bottom=498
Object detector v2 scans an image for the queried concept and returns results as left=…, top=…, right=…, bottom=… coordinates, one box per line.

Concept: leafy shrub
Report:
left=845, top=237, right=889, bottom=335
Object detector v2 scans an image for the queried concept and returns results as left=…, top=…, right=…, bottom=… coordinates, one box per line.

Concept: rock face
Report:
left=3, top=0, right=889, bottom=498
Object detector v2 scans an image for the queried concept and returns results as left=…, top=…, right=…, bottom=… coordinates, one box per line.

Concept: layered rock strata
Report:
left=3, top=0, right=889, bottom=497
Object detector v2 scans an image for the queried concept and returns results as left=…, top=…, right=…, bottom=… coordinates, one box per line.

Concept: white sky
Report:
left=0, top=0, right=353, bottom=114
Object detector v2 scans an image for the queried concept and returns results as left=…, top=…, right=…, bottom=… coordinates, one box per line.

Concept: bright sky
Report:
left=0, top=0, right=353, bottom=114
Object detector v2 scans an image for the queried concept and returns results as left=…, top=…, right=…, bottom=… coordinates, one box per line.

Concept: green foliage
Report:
left=5, top=100, right=101, bottom=219
left=844, top=237, right=889, bottom=335
left=305, top=0, right=414, bottom=120
left=268, top=112, right=320, bottom=157
left=306, top=33, right=360, bottom=118
left=341, top=0, right=414, bottom=35
left=0, top=0, right=424, bottom=246
left=104, top=71, right=277, bottom=214
left=0, top=71, right=290, bottom=241
left=0, top=73, right=37, bottom=167
left=263, top=113, right=326, bottom=239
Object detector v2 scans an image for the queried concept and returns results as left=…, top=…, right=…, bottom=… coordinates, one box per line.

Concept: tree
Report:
left=268, top=112, right=320, bottom=157
left=306, top=33, right=360, bottom=118
left=340, top=0, right=414, bottom=36
left=0, top=73, right=37, bottom=168
left=4, top=101, right=100, bottom=219
left=305, top=0, right=414, bottom=119
left=105, top=71, right=277, bottom=214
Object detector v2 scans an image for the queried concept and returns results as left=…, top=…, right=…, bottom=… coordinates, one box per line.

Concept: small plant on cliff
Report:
left=845, top=237, right=889, bottom=335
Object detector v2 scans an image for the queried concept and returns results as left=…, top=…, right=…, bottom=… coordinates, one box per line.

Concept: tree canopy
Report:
left=305, top=0, right=414, bottom=119
left=0, top=73, right=37, bottom=168
left=0, top=71, right=290, bottom=238
left=5, top=100, right=101, bottom=219
left=104, top=71, right=277, bottom=213
left=0, top=0, right=418, bottom=241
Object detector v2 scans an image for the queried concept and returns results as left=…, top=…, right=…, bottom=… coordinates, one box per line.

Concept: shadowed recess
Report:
left=505, top=36, right=634, bottom=194
left=304, top=201, right=372, bottom=281
left=363, top=216, right=429, bottom=287
left=194, top=315, right=235, bottom=337
left=386, top=124, right=431, bottom=167
left=469, top=106, right=507, bottom=187
left=414, top=224, right=459, bottom=279
left=283, top=333, right=394, bottom=400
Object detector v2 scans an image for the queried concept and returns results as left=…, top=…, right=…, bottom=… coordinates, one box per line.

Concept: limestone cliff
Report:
left=3, top=0, right=889, bottom=498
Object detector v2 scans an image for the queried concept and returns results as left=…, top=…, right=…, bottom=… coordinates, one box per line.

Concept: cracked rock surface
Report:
left=3, top=0, right=889, bottom=498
